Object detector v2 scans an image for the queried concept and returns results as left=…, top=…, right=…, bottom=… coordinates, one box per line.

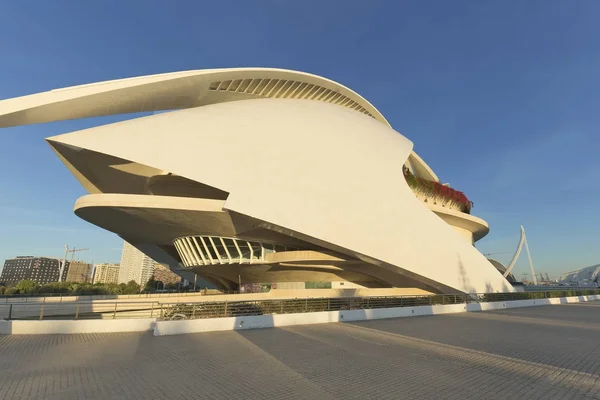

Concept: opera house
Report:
left=0, top=68, right=513, bottom=294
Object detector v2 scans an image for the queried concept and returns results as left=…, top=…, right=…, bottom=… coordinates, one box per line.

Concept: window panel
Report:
left=210, top=237, right=229, bottom=262
left=223, top=238, right=240, bottom=261
left=250, top=242, right=262, bottom=260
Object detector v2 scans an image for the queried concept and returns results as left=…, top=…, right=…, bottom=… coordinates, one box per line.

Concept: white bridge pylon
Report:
left=504, top=225, right=537, bottom=285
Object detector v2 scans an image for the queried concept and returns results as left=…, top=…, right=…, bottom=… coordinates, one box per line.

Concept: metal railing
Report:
left=159, top=290, right=600, bottom=321
left=0, top=290, right=224, bottom=303
left=0, top=301, right=160, bottom=321
left=2, top=289, right=599, bottom=321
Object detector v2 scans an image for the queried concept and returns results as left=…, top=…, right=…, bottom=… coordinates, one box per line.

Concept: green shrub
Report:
left=4, top=287, right=18, bottom=295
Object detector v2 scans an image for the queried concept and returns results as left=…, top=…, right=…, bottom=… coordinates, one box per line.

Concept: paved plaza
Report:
left=2, top=302, right=600, bottom=399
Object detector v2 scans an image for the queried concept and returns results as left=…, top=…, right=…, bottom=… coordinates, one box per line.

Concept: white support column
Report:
left=173, top=241, right=189, bottom=266
left=208, top=237, right=224, bottom=264
left=179, top=239, right=197, bottom=267
left=247, top=241, right=254, bottom=264
left=199, top=237, right=216, bottom=264
left=184, top=237, right=204, bottom=266
left=220, top=237, right=233, bottom=263
left=191, top=237, right=207, bottom=265
left=233, top=239, right=244, bottom=264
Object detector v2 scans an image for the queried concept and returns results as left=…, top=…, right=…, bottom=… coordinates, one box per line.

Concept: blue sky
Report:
left=1, top=1, right=599, bottom=279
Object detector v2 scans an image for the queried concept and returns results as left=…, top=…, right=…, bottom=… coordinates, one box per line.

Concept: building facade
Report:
left=92, top=263, right=120, bottom=284
left=152, top=264, right=182, bottom=286
left=65, top=261, right=93, bottom=283
left=0, top=256, right=68, bottom=285
left=0, top=68, right=514, bottom=294
left=118, top=241, right=159, bottom=286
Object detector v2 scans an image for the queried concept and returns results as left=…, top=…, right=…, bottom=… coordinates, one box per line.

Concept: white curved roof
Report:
left=0, top=67, right=440, bottom=182
left=559, top=264, right=600, bottom=283
left=0, top=67, right=388, bottom=127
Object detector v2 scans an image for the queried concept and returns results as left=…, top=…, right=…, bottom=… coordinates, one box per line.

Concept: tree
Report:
left=102, top=283, right=122, bottom=295
left=69, top=283, right=80, bottom=293
left=123, top=280, right=141, bottom=294
left=38, top=282, right=70, bottom=294
left=144, top=276, right=157, bottom=292
left=4, top=287, right=18, bottom=295
left=16, top=280, right=38, bottom=294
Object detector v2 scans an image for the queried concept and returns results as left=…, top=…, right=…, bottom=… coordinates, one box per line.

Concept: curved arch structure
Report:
left=505, top=226, right=526, bottom=278
left=0, top=68, right=512, bottom=293
left=504, top=225, right=537, bottom=285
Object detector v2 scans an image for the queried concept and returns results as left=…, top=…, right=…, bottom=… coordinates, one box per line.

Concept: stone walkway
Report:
left=2, top=302, right=600, bottom=399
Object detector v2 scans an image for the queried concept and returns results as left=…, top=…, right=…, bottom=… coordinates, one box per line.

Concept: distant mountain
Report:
left=559, top=264, right=600, bottom=284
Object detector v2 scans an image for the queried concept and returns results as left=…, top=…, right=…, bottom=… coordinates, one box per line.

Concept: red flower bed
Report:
left=403, top=169, right=473, bottom=214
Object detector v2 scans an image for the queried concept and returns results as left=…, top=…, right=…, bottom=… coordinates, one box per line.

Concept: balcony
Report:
left=403, top=168, right=473, bottom=214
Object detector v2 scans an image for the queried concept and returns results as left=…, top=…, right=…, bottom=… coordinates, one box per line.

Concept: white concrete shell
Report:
left=0, top=68, right=512, bottom=293
left=0, top=68, right=438, bottom=182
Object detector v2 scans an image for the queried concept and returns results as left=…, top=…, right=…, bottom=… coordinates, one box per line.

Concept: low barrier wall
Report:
left=0, top=318, right=156, bottom=335
left=3, top=294, right=599, bottom=335
left=154, top=310, right=342, bottom=335
left=153, top=303, right=468, bottom=336
left=154, top=295, right=600, bottom=336
left=466, top=294, right=600, bottom=312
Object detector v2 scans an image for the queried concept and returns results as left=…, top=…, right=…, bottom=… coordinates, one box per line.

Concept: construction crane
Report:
left=58, top=245, right=90, bottom=282
left=68, top=247, right=89, bottom=261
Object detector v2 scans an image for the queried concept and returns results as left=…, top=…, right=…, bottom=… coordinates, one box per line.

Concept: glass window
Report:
left=200, top=237, right=219, bottom=261
left=211, top=237, right=230, bottom=262
left=239, top=241, right=252, bottom=261
left=263, top=243, right=275, bottom=255
left=190, top=238, right=207, bottom=264
left=250, top=242, right=262, bottom=260
left=223, top=238, right=241, bottom=261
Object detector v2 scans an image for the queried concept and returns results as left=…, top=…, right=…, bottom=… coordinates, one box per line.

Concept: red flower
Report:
left=404, top=169, right=473, bottom=213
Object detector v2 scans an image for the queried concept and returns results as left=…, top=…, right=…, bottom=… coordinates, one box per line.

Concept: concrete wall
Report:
left=150, top=305, right=457, bottom=336
left=272, top=282, right=306, bottom=290
left=0, top=318, right=155, bottom=335
left=465, top=295, right=600, bottom=311
left=451, top=226, right=474, bottom=244
left=331, top=281, right=366, bottom=289
left=153, top=304, right=468, bottom=336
